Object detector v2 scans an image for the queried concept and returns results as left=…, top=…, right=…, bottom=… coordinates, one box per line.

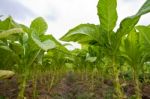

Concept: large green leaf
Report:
left=115, top=0, right=150, bottom=53
left=120, top=29, right=141, bottom=66
left=0, top=17, right=19, bottom=31
left=136, top=26, right=150, bottom=60
left=85, top=53, right=97, bottom=63
left=136, top=0, right=150, bottom=16
left=136, top=26, right=150, bottom=45
left=0, top=46, right=20, bottom=68
left=116, top=0, right=150, bottom=39
left=9, top=42, right=24, bottom=55
left=31, top=32, right=55, bottom=51
left=41, top=34, right=62, bottom=46
left=41, top=34, right=69, bottom=52
left=30, top=17, right=48, bottom=35
left=97, top=0, right=117, bottom=31
left=0, top=28, right=23, bottom=39
left=0, top=70, right=15, bottom=79
left=0, top=45, right=12, bottom=52
left=60, top=24, right=100, bottom=44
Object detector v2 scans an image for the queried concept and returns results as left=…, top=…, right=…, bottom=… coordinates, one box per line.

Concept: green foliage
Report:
left=97, top=0, right=117, bottom=31
left=0, top=0, right=150, bottom=98
left=30, top=17, right=48, bottom=36
left=60, top=24, right=100, bottom=44
left=0, top=17, right=19, bottom=31
left=136, top=26, right=150, bottom=46
left=0, top=70, right=15, bottom=79
left=0, top=28, right=23, bottom=39
left=120, top=29, right=142, bottom=66
left=31, top=32, right=55, bottom=51
left=0, top=16, right=57, bottom=70
left=60, top=0, right=150, bottom=98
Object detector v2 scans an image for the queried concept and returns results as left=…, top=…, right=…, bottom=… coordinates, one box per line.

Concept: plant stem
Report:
left=33, top=74, right=38, bottom=99
left=17, top=70, right=28, bottom=99
left=133, top=66, right=142, bottom=99
left=112, top=56, right=124, bottom=99
left=91, top=68, right=95, bottom=91
left=49, top=71, right=55, bottom=90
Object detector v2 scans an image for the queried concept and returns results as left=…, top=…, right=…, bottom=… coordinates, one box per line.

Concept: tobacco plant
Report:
left=0, top=16, right=56, bottom=98
left=0, top=0, right=150, bottom=98
left=60, top=0, right=150, bottom=98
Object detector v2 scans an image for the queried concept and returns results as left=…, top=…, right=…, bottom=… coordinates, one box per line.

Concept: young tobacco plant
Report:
left=17, top=17, right=56, bottom=99
left=0, top=17, right=24, bottom=68
left=0, top=16, right=56, bottom=98
left=60, top=0, right=150, bottom=98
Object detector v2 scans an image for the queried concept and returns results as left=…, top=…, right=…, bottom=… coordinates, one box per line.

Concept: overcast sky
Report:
left=0, top=0, right=150, bottom=40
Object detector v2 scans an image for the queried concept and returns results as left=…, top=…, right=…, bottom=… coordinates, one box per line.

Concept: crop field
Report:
left=0, top=0, right=150, bottom=99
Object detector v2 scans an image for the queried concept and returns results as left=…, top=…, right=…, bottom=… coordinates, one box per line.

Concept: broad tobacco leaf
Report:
left=0, top=28, right=23, bottom=39
left=85, top=53, right=97, bottom=63
left=97, top=0, right=117, bottom=31
left=136, top=26, right=150, bottom=58
left=114, top=0, right=150, bottom=53
left=136, top=26, right=150, bottom=45
left=0, top=70, right=15, bottom=79
left=60, top=24, right=100, bottom=44
left=30, top=17, right=48, bottom=36
left=31, top=32, right=55, bottom=51
left=120, top=29, right=141, bottom=65
left=0, top=16, right=19, bottom=31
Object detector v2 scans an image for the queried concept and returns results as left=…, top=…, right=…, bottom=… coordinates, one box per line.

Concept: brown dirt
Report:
left=0, top=73, right=150, bottom=99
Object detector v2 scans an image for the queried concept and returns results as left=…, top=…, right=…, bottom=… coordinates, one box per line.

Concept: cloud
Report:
left=0, top=0, right=36, bottom=21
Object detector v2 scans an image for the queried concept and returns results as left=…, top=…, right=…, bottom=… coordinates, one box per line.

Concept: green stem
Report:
left=85, top=65, right=87, bottom=81
left=112, top=56, right=124, bottom=99
left=33, top=74, right=38, bottom=99
left=133, top=66, right=142, bottom=99
left=49, top=71, right=55, bottom=91
left=91, top=69, right=94, bottom=91
left=27, top=49, right=41, bottom=67
left=142, top=65, right=146, bottom=83
left=17, top=70, right=28, bottom=99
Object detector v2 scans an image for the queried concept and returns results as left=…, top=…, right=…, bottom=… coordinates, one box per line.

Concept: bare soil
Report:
left=0, top=73, right=150, bottom=99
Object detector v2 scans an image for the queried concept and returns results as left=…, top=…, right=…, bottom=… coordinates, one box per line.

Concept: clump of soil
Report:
left=0, top=72, right=150, bottom=99
left=0, top=77, right=19, bottom=98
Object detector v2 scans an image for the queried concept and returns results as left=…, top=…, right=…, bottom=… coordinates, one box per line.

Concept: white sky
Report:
left=0, top=0, right=150, bottom=40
